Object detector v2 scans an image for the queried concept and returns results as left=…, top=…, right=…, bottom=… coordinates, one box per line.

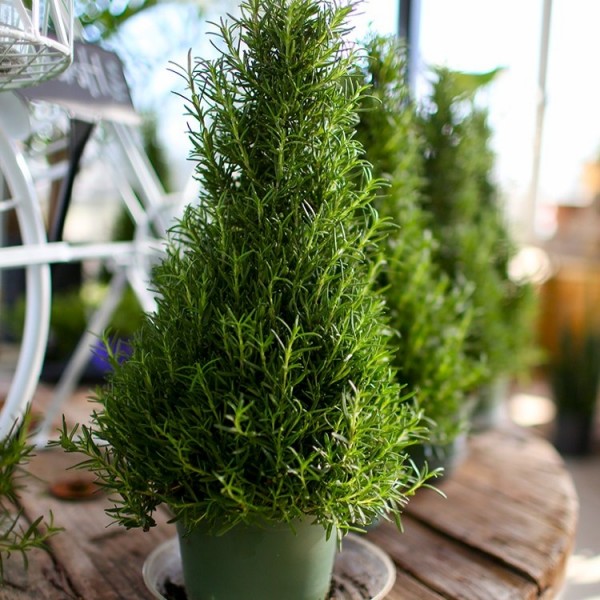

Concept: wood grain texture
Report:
left=15, top=449, right=176, bottom=599
left=405, top=427, right=579, bottom=595
left=3, top=423, right=578, bottom=599
left=367, top=519, right=539, bottom=600
left=0, top=543, right=79, bottom=599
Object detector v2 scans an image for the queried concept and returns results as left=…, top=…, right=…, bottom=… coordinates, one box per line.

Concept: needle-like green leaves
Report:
left=56, top=0, right=432, bottom=538
left=354, top=36, right=483, bottom=446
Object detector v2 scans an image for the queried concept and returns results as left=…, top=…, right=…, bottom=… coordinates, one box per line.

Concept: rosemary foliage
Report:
left=56, top=0, right=431, bottom=538
left=418, top=67, right=538, bottom=383
left=354, top=36, right=483, bottom=446
left=0, top=414, right=60, bottom=580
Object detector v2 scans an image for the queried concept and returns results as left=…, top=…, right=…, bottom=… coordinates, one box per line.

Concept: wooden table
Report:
left=1, top=425, right=578, bottom=599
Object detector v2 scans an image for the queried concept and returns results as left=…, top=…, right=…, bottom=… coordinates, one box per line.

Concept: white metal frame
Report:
left=0, top=114, right=50, bottom=439
left=0, top=4, right=182, bottom=443
left=0, top=91, right=191, bottom=444
left=32, top=121, right=179, bottom=445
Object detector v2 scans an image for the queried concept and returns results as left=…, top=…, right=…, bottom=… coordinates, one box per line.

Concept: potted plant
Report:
left=550, top=325, right=600, bottom=455
left=54, top=1, right=431, bottom=598
left=416, top=66, right=539, bottom=430
left=354, top=35, right=483, bottom=474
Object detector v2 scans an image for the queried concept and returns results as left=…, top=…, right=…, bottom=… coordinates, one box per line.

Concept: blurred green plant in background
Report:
left=355, top=35, right=482, bottom=451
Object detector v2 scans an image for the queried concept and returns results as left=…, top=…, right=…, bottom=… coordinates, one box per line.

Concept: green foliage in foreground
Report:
left=0, top=414, right=60, bottom=580
left=354, top=36, right=482, bottom=445
left=56, top=0, right=433, bottom=539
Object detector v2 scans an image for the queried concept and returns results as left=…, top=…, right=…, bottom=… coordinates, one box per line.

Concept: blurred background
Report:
left=1, top=0, right=599, bottom=597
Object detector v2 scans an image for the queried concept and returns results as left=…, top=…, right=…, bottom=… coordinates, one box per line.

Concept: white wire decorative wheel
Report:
left=0, top=0, right=74, bottom=91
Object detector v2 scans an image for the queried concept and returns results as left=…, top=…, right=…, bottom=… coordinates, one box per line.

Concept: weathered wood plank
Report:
left=386, top=570, right=447, bottom=600
left=408, top=480, right=570, bottom=587
left=16, top=448, right=175, bottom=599
left=459, top=428, right=579, bottom=507
left=367, top=519, right=539, bottom=600
left=406, top=428, right=578, bottom=593
left=0, top=544, right=80, bottom=599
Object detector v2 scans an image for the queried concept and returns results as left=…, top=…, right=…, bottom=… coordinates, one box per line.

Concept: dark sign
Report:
left=19, top=42, right=139, bottom=124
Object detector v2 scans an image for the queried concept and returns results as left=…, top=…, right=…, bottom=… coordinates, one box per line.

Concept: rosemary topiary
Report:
left=56, top=0, right=431, bottom=538
left=354, top=36, right=483, bottom=448
left=417, top=67, right=538, bottom=385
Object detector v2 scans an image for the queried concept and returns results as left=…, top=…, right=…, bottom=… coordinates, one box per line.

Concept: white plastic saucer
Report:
left=143, top=532, right=396, bottom=600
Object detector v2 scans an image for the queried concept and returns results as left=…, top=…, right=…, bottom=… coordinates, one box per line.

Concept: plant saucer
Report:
left=143, top=532, right=396, bottom=600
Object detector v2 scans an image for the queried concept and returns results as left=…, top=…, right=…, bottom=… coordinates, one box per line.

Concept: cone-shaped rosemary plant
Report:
left=417, top=67, right=538, bottom=386
left=354, top=36, right=483, bottom=449
left=56, top=0, right=431, bottom=538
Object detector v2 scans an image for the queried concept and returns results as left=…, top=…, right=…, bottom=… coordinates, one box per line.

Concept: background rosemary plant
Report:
left=354, top=35, right=483, bottom=449
left=56, top=0, right=432, bottom=539
left=417, top=67, right=539, bottom=388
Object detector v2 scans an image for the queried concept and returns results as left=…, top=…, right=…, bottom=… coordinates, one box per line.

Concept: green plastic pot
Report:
left=176, top=517, right=337, bottom=600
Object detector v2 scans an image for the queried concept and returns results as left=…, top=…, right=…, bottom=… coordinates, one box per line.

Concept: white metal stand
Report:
left=0, top=117, right=50, bottom=439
